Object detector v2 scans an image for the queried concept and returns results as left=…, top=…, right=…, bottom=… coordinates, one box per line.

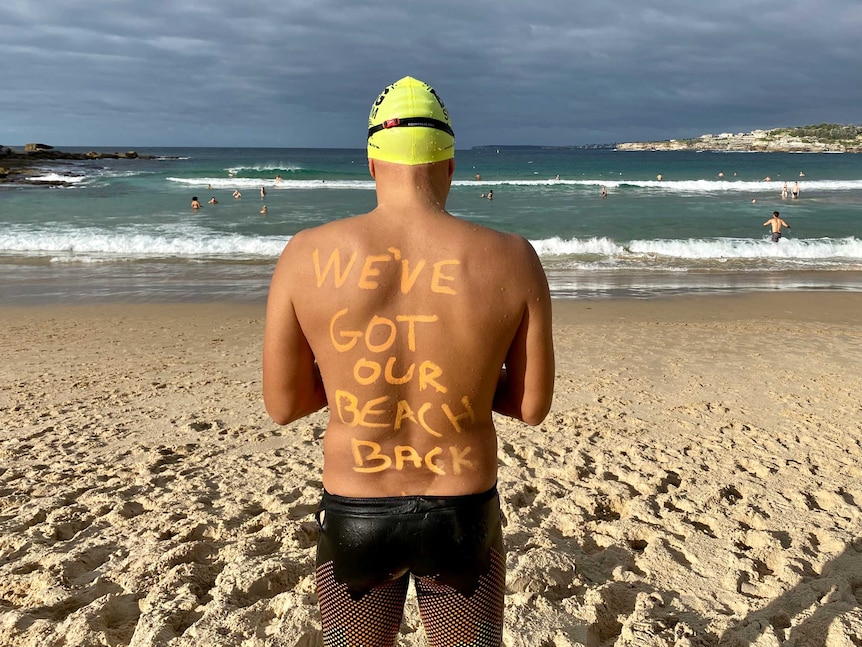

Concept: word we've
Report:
left=314, top=247, right=459, bottom=295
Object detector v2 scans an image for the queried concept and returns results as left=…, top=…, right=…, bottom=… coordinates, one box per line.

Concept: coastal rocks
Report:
left=83, top=150, right=140, bottom=159
left=0, top=146, right=161, bottom=185
left=0, top=147, right=147, bottom=162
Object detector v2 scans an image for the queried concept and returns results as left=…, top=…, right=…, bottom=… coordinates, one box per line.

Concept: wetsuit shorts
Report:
left=315, top=485, right=505, bottom=647
left=771, top=231, right=782, bottom=242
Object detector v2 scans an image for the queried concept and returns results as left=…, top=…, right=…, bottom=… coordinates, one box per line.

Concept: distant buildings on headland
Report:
left=615, top=124, right=862, bottom=153
left=473, top=124, right=862, bottom=154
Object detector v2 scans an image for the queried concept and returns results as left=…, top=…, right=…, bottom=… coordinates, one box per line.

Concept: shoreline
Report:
left=2, top=261, right=862, bottom=306
left=3, top=282, right=862, bottom=308
left=2, top=291, right=861, bottom=645
left=2, top=288, right=861, bottom=319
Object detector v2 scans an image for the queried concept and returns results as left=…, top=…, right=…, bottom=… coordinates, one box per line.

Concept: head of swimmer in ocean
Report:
left=366, top=76, right=455, bottom=168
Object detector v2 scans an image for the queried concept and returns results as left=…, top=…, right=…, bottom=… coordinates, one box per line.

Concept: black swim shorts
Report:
left=315, top=486, right=506, bottom=646
left=316, top=485, right=503, bottom=595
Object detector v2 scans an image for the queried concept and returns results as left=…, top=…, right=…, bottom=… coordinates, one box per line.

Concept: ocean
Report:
left=2, top=147, right=861, bottom=305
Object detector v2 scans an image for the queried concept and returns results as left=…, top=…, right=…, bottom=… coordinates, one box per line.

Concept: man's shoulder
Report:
left=285, top=214, right=369, bottom=250
left=475, top=224, right=538, bottom=259
left=454, top=217, right=531, bottom=246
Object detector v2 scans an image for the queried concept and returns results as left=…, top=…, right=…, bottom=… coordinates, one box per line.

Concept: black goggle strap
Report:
left=368, top=117, right=454, bottom=139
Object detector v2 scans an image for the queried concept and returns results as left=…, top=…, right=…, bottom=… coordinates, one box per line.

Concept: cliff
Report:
left=616, top=124, right=862, bottom=153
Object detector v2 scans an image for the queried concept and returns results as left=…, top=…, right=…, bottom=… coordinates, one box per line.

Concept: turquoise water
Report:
left=1, top=147, right=861, bottom=304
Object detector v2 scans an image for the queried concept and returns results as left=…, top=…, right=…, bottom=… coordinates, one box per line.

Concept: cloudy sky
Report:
left=2, top=0, right=860, bottom=149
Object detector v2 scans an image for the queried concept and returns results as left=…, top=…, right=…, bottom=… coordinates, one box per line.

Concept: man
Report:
left=263, top=76, right=555, bottom=646
left=763, top=210, right=791, bottom=242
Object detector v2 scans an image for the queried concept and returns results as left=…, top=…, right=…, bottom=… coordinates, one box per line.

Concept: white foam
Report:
left=27, top=173, right=87, bottom=184
left=531, top=236, right=625, bottom=256
left=167, top=177, right=375, bottom=190
left=454, top=178, right=862, bottom=193
left=627, top=236, right=862, bottom=259
left=0, top=226, right=291, bottom=260
left=225, top=163, right=305, bottom=174
left=2, top=227, right=860, bottom=268
left=529, top=235, right=862, bottom=261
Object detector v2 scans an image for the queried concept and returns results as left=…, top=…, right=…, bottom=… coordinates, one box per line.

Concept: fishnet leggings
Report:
left=316, top=548, right=505, bottom=647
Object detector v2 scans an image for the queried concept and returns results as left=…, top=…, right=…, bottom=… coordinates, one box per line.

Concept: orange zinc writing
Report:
left=335, top=390, right=475, bottom=437
left=329, top=309, right=438, bottom=353
left=313, top=247, right=459, bottom=295
left=350, top=439, right=475, bottom=475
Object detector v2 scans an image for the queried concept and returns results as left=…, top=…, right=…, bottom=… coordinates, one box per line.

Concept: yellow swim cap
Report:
left=367, top=76, right=454, bottom=165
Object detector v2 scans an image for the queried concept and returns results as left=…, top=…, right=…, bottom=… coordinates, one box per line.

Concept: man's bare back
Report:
left=264, top=162, right=554, bottom=497
left=262, top=76, right=555, bottom=645
left=763, top=211, right=790, bottom=242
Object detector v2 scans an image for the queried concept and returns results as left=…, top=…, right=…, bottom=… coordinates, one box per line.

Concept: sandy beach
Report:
left=1, top=292, right=861, bottom=646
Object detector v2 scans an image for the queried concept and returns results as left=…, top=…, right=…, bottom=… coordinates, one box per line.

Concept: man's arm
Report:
left=493, top=241, right=555, bottom=425
left=263, top=238, right=327, bottom=425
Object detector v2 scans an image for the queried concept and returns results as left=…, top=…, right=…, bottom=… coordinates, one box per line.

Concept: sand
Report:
left=1, top=293, right=861, bottom=646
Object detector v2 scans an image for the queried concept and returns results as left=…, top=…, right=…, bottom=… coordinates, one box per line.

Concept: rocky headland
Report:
left=0, top=144, right=165, bottom=186
left=616, top=123, right=862, bottom=153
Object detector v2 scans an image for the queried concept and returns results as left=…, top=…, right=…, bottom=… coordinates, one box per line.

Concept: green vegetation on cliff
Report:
left=771, top=123, right=862, bottom=144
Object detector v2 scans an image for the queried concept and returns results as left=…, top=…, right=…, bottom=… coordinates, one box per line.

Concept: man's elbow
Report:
left=264, top=383, right=327, bottom=426
left=265, top=401, right=300, bottom=426
left=264, top=392, right=312, bottom=426
left=520, top=400, right=552, bottom=426
left=519, top=373, right=555, bottom=425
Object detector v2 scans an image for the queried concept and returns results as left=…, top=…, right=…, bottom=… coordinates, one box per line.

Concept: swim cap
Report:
left=367, top=76, right=454, bottom=165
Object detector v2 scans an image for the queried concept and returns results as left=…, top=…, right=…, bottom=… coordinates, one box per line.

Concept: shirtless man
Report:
left=763, top=210, right=791, bottom=242
left=263, top=77, right=554, bottom=646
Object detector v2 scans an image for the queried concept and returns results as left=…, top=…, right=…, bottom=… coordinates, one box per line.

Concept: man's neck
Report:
left=370, top=159, right=453, bottom=212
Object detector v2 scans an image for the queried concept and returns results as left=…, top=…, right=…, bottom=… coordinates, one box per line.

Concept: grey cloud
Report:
left=2, top=0, right=860, bottom=147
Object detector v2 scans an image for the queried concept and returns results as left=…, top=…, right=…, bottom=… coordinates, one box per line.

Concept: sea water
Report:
left=1, top=147, right=861, bottom=304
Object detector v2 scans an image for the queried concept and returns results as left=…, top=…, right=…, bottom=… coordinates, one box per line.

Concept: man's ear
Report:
left=368, top=159, right=376, bottom=179
left=448, top=158, right=455, bottom=180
